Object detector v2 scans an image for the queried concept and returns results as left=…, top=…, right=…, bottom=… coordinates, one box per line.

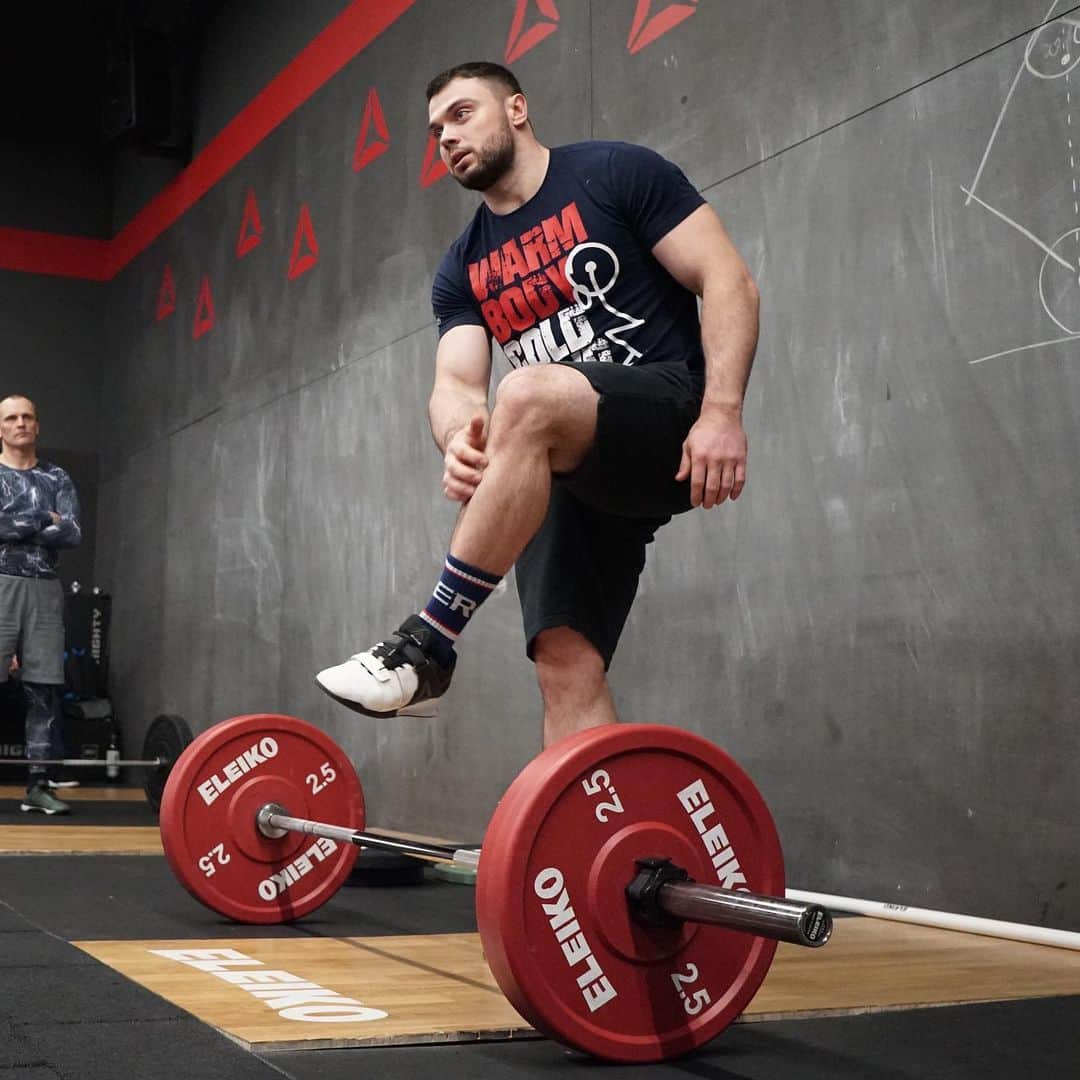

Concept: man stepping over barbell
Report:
left=316, top=62, right=758, bottom=747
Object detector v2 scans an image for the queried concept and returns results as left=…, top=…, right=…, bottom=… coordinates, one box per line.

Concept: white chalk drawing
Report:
left=965, top=1, right=1080, bottom=364
left=1024, top=13, right=1080, bottom=78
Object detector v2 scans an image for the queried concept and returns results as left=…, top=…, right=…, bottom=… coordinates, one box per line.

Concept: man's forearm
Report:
left=429, top=389, right=489, bottom=454
left=699, top=274, right=759, bottom=414
left=36, top=518, right=82, bottom=549
left=47, top=481, right=83, bottom=548
left=0, top=509, right=53, bottom=542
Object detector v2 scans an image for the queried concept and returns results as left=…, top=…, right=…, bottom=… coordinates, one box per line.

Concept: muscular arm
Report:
left=653, top=203, right=759, bottom=414
left=652, top=203, right=760, bottom=507
left=429, top=324, right=493, bottom=451
left=429, top=324, right=494, bottom=501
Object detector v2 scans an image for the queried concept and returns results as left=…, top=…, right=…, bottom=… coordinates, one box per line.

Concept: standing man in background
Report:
left=0, top=394, right=82, bottom=814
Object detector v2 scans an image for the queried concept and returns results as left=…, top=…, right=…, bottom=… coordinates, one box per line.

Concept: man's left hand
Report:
left=675, top=404, right=748, bottom=509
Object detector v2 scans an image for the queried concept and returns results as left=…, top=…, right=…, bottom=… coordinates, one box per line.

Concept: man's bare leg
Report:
left=449, top=365, right=598, bottom=574
left=533, top=627, right=618, bottom=747
left=315, top=365, right=601, bottom=715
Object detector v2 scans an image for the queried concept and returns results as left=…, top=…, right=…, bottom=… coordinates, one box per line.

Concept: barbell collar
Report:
left=256, top=804, right=480, bottom=868
left=657, top=880, right=832, bottom=947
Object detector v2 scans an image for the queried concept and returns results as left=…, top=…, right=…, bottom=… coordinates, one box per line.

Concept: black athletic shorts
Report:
left=514, top=360, right=704, bottom=668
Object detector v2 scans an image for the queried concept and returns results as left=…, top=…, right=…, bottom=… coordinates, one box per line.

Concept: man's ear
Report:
left=508, top=92, right=530, bottom=130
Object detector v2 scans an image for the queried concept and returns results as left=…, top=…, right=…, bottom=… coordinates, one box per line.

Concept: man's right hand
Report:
left=442, top=416, right=488, bottom=502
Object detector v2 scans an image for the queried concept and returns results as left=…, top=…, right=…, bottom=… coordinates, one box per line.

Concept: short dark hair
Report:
left=426, top=62, right=524, bottom=102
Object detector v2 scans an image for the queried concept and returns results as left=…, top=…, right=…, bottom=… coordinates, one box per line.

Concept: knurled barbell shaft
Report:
left=657, top=882, right=832, bottom=947
left=256, top=804, right=480, bottom=868
left=0, top=757, right=167, bottom=768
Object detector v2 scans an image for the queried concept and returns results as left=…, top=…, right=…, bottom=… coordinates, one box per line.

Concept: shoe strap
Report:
left=372, top=630, right=428, bottom=671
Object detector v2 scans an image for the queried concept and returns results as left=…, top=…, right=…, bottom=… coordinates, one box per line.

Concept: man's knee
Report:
left=494, top=366, right=595, bottom=432
left=491, top=366, right=598, bottom=467
left=491, top=367, right=550, bottom=433
left=533, top=627, right=607, bottom=705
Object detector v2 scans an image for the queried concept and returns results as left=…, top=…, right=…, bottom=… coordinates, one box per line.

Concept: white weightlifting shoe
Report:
left=316, top=615, right=456, bottom=717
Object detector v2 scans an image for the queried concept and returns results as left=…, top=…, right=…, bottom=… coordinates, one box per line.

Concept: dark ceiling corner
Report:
left=0, top=1, right=222, bottom=150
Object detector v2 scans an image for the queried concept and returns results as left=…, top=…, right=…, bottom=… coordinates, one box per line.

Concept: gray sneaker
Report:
left=20, top=785, right=71, bottom=815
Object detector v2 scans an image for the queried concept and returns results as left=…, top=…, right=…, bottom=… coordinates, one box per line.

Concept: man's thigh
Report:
left=558, top=360, right=702, bottom=518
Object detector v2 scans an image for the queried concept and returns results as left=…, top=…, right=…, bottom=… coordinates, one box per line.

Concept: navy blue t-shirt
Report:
left=432, top=141, right=706, bottom=370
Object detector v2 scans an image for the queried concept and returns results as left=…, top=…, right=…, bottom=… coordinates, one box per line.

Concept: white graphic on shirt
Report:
left=502, top=241, right=645, bottom=367
left=564, top=242, right=644, bottom=364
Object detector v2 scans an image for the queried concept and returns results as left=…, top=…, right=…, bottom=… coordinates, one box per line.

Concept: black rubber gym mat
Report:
left=0, top=854, right=478, bottom=940
left=2, top=860, right=1077, bottom=1079
left=0, top=902, right=275, bottom=1079
left=266, top=995, right=1080, bottom=1079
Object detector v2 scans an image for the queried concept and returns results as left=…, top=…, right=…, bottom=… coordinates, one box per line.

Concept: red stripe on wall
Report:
left=0, top=0, right=416, bottom=283
left=0, top=227, right=112, bottom=281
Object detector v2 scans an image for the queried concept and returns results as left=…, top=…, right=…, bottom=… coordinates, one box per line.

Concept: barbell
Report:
left=0, top=713, right=192, bottom=812
left=159, top=714, right=831, bottom=1062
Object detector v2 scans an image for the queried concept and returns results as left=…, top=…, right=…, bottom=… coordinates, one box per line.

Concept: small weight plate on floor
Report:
left=142, top=713, right=194, bottom=813
left=346, top=849, right=425, bottom=887
left=159, top=714, right=364, bottom=923
left=430, top=861, right=478, bottom=885
left=475, top=723, right=784, bottom=1063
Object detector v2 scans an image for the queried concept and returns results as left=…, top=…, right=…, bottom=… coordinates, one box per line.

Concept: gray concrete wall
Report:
left=96, top=0, right=1078, bottom=928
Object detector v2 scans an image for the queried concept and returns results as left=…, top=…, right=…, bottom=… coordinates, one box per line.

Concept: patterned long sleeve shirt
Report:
left=0, top=460, right=82, bottom=579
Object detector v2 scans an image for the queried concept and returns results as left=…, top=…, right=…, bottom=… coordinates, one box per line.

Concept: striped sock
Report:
left=419, top=554, right=501, bottom=651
